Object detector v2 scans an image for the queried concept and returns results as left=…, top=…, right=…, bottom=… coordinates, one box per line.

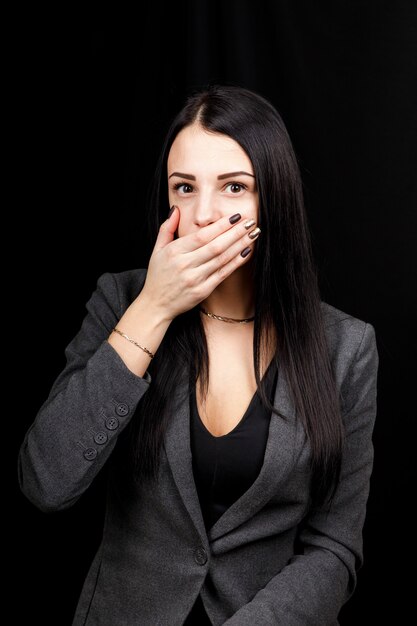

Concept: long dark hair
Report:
left=127, top=85, right=343, bottom=508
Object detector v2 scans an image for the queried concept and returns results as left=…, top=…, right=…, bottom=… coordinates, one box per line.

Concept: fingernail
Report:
left=244, top=219, right=256, bottom=230
left=241, top=247, right=252, bottom=258
left=229, top=213, right=241, bottom=224
left=168, top=205, right=177, bottom=218
left=248, top=227, right=261, bottom=239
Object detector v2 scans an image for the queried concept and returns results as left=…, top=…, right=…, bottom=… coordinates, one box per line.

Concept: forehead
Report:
left=167, top=123, right=253, bottom=173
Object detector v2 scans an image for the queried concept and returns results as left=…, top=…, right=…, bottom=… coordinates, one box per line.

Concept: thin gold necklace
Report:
left=199, top=306, right=255, bottom=324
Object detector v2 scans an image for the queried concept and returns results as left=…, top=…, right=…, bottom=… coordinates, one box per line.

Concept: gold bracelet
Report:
left=112, top=328, right=155, bottom=359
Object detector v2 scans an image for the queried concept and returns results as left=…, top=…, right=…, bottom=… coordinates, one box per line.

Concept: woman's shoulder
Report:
left=110, top=267, right=148, bottom=295
left=320, top=300, right=377, bottom=373
left=95, top=267, right=149, bottom=312
left=321, top=300, right=374, bottom=334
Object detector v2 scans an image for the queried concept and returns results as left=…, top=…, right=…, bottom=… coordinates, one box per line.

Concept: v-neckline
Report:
left=192, top=357, right=277, bottom=439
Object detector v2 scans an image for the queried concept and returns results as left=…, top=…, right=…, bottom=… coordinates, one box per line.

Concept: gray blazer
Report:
left=18, top=269, right=379, bottom=626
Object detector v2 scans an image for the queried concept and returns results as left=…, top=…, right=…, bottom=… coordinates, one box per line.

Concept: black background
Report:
left=14, top=3, right=416, bottom=624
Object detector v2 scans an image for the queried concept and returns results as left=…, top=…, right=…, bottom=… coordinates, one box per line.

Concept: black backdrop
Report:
left=14, top=3, right=416, bottom=624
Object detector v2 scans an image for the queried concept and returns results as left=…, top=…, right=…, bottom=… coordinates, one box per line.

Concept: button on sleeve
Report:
left=105, top=417, right=119, bottom=431
left=83, top=448, right=98, bottom=461
left=94, top=432, right=108, bottom=445
left=115, top=403, right=129, bottom=417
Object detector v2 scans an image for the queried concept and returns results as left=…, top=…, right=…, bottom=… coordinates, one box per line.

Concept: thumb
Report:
left=154, top=205, right=180, bottom=251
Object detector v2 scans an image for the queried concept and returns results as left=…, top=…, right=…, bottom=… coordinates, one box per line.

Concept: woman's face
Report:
left=167, top=123, right=259, bottom=238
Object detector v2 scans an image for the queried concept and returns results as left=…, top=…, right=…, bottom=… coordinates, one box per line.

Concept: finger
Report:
left=153, top=206, right=180, bottom=252
left=188, top=216, right=259, bottom=267
left=203, top=238, right=258, bottom=291
left=176, top=213, right=246, bottom=254
left=200, top=225, right=261, bottom=278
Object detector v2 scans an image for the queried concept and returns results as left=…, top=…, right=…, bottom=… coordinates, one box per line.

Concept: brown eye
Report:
left=175, top=183, right=194, bottom=194
left=225, top=182, right=246, bottom=194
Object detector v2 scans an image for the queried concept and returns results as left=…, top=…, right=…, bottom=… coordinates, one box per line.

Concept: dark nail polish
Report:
left=241, top=247, right=251, bottom=258
left=229, top=213, right=241, bottom=224
left=168, top=205, right=176, bottom=218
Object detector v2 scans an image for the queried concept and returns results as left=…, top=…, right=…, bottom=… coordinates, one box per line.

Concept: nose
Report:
left=193, top=188, right=220, bottom=227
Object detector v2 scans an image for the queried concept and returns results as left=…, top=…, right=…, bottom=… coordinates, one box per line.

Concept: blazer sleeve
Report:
left=223, top=322, right=379, bottom=626
left=18, top=271, right=152, bottom=513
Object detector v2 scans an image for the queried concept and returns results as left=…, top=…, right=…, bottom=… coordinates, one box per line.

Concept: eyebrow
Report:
left=217, top=171, right=255, bottom=180
left=168, top=171, right=255, bottom=181
left=168, top=172, right=196, bottom=181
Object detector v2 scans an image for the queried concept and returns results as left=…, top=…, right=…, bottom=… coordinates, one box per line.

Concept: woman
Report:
left=18, top=85, right=379, bottom=625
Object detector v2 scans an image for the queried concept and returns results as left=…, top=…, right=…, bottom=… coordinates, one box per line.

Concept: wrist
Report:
left=107, top=290, right=171, bottom=377
left=133, top=290, right=172, bottom=326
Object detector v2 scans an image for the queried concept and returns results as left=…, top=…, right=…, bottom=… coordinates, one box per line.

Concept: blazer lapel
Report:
left=208, top=362, right=307, bottom=541
left=163, top=366, right=208, bottom=541
left=164, top=360, right=307, bottom=544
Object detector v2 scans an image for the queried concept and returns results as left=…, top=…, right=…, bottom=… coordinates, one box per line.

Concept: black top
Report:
left=189, top=358, right=278, bottom=533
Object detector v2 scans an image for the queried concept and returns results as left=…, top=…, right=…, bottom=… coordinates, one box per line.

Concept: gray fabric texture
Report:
left=18, top=268, right=379, bottom=625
